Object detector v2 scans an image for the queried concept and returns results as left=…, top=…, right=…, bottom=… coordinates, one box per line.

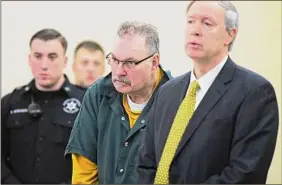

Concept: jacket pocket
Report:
left=6, top=114, right=34, bottom=143
left=51, top=118, right=75, bottom=145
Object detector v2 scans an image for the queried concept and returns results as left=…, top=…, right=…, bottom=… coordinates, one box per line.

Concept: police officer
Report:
left=72, top=40, right=106, bottom=90
left=1, top=28, right=85, bottom=184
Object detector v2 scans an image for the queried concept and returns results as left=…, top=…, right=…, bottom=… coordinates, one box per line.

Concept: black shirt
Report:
left=73, top=84, right=88, bottom=92
left=1, top=76, right=85, bottom=184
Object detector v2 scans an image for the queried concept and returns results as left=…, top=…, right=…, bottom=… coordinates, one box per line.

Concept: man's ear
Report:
left=72, top=59, right=76, bottom=72
left=64, top=56, right=68, bottom=68
left=28, top=54, right=32, bottom=66
left=152, top=54, right=160, bottom=70
left=225, top=28, right=237, bottom=47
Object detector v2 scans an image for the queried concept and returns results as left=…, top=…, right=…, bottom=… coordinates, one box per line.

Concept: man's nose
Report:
left=87, top=64, right=95, bottom=72
left=40, top=58, right=49, bottom=70
left=190, top=22, right=202, bottom=37
left=115, top=63, right=126, bottom=76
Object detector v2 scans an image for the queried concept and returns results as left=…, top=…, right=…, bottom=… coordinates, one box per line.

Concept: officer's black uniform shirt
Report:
left=74, top=84, right=88, bottom=92
left=1, top=75, right=85, bottom=184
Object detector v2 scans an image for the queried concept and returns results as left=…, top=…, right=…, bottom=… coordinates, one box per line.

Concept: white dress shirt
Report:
left=189, top=55, right=228, bottom=110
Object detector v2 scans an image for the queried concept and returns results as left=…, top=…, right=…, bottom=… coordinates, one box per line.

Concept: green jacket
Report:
left=65, top=67, right=172, bottom=184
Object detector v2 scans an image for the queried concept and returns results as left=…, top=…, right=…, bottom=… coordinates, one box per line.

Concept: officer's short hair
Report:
left=29, top=28, right=68, bottom=53
left=74, top=40, right=105, bottom=57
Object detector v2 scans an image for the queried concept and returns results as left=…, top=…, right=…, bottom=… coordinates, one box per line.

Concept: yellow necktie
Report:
left=154, top=81, right=200, bottom=184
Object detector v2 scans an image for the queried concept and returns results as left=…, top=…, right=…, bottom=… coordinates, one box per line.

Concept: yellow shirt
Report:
left=71, top=154, right=98, bottom=184
left=71, top=68, right=163, bottom=184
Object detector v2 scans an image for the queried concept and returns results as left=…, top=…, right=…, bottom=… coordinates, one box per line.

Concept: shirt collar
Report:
left=20, top=74, right=74, bottom=97
left=190, top=55, right=228, bottom=93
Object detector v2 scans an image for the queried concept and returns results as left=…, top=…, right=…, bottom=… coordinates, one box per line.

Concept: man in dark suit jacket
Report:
left=137, top=1, right=279, bottom=184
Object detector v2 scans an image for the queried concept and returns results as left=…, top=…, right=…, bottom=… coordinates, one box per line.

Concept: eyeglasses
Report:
left=106, top=52, right=154, bottom=70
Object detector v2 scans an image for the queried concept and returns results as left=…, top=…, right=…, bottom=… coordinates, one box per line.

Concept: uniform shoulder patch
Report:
left=63, top=98, right=81, bottom=114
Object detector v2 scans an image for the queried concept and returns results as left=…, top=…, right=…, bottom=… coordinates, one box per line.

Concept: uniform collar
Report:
left=20, top=74, right=75, bottom=97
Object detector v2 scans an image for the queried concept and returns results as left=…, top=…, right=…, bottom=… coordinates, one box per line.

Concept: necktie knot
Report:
left=187, top=80, right=200, bottom=96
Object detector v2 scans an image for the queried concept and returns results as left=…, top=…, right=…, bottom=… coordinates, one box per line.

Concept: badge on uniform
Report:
left=62, top=98, right=81, bottom=114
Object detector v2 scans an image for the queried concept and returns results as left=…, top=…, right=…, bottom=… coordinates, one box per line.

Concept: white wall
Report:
left=2, top=1, right=190, bottom=95
left=2, top=1, right=281, bottom=183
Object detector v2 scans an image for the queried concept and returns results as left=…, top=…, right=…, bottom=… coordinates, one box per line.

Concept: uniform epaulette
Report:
left=14, top=85, right=31, bottom=93
left=15, top=85, right=25, bottom=90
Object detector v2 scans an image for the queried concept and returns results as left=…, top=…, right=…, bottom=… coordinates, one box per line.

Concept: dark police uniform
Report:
left=1, top=76, right=85, bottom=184
left=74, top=84, right=88, bottom=92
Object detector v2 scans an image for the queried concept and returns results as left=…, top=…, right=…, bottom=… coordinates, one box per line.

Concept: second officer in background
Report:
left=72, top=40, right=106, bottom=90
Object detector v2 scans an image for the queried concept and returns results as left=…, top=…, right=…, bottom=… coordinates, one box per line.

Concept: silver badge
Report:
left=62, top=98, right=81, bottom=114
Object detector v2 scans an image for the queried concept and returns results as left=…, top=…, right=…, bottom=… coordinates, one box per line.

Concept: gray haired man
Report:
left=137, top=1, right=279, bottom=184
left=64, top=21, right=172, bottom=184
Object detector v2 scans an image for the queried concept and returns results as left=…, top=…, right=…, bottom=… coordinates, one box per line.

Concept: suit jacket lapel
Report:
left=175, top=58, right=236, bottom=157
